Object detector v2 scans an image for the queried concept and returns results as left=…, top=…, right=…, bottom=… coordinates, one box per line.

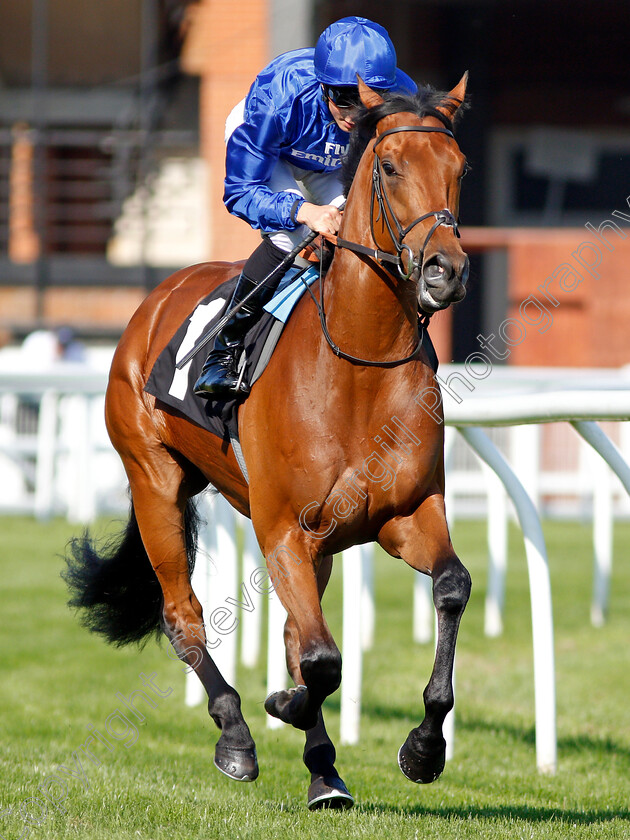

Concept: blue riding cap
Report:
left=314, top=16, right=398, bottom=89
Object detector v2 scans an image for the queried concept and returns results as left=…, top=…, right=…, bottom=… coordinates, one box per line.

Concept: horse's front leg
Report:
left=262, top=537, right=342, bottom=734
left=283, top=554, right=353, bottom=810
left=379, top=492, right=471, bottom=783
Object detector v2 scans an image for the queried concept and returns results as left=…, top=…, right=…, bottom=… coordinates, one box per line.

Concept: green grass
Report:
left=1, top=514, right=629, bottom=838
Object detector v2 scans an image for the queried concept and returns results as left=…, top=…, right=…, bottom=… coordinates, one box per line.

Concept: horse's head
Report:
left=352, top=76, right=469, bottom=314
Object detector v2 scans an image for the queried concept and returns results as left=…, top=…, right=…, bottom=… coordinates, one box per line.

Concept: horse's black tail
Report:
left=62, top=499, right=201, bottom=647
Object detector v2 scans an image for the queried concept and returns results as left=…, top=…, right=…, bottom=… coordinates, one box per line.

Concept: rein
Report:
left=310, top=124, right=460, bottom=368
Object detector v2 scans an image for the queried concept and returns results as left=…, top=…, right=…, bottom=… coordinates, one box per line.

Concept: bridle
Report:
left=334, top=125, right=460, bottom=282
left=309, top=123, right=463, bottom=368
left=371, top=125, right=460, bottom=280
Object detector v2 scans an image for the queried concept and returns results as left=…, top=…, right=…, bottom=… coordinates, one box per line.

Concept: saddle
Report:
left=144, top=263, right=320, bottom=463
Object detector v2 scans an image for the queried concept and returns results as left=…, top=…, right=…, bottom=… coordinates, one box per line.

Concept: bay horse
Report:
left=64, top=76, right=471, bottom=810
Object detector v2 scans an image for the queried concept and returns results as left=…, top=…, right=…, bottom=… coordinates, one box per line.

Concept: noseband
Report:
left=335, top=125, right=460, bottom=281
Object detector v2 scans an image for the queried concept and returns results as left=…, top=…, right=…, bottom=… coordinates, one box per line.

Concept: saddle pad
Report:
left=263, top=266, right=319, bottom=322
left=144, top=266, right=319, bottom=443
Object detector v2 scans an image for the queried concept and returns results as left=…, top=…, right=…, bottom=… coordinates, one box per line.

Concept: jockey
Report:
left=194, top=16, right=417, bottom=399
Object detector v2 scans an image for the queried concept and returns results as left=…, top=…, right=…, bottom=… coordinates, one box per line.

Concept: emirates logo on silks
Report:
left=290, top=140, right=349, bottom=168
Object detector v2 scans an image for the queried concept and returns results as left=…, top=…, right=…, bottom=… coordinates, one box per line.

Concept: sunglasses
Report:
left=323, top=85, right=362, bottom=110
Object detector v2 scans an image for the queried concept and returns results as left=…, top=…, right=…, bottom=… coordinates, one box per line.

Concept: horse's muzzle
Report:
left=418, top=254, right=469, bottom=313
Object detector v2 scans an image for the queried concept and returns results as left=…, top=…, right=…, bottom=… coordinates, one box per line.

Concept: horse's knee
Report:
left=432, top=559, right=471, bottom=615
left=300, top=643, right=342, bottom=697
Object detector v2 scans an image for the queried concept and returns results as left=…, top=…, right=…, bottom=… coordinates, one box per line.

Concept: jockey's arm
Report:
left=224, top=83, right=344, bottom=236
left=224, top=83, right=303, bottom=233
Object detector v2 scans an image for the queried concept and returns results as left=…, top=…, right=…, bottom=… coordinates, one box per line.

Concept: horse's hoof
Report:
left=398, top=737, right=445, bottom=784
left=214, top=740, right=259, bottom=782
left=307, top=774, right=354, bottom=811
left=264, top=685, right=318, bottom=731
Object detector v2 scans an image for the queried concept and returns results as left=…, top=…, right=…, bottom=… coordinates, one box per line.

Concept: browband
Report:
left=373, top=125, right=454, bottom=150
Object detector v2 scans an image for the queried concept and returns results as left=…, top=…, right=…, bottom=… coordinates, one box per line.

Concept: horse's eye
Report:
left=381, top=160, right=397, bottom=177
left=460, top=162, right=471, bottom=179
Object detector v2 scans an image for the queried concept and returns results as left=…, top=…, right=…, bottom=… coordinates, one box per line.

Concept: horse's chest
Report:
left=300, top=414, right=441, bottom=541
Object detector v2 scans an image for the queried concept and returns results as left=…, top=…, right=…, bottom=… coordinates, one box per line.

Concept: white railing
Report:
left=0, top=353, right=125, bottom=521
left=437, top=383, right=630, bottom=773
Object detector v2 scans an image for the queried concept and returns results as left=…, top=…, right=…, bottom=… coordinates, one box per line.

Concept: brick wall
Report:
left=506, top=232, right=630, bottom=367
left=462, top=226, right=630, bottom=368
left=181, top=0, right=269, bottom=263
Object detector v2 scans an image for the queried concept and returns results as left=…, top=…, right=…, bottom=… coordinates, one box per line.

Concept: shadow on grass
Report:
left=359, top=801, right=630, bottom=824
left=457, top=716, right=630, bottom=765
left=333, top=701, right=630, bottom=766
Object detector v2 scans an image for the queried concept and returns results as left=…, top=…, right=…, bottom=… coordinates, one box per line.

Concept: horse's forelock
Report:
left=341, top=87, right=458, bottom=197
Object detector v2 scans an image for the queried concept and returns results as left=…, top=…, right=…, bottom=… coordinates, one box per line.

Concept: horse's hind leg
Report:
left=284, top=555, right=353, bottom=810
left=379, top=492, right=471, bottom=784
left=122, top=450, right=258, bottom=781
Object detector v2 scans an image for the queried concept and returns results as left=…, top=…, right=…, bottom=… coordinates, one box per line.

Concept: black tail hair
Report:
left=62, top=499, right=201, bottom=647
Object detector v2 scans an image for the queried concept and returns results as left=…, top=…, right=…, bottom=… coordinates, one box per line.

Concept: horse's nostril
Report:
left=423, top=254, right=453, bottom=286
left=423, top=263, right=445, bottom=284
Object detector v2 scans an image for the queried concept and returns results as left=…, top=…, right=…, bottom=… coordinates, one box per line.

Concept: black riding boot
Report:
left=193, top=238, right=289, bottom=399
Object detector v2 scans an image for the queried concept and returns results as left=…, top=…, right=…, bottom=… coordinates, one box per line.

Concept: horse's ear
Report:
left=436, top=71, right=468, bottom=120
left=357, top=75, right=385, bottom=109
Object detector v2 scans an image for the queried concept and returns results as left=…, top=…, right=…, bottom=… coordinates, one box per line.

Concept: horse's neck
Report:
left=324, top=228, right=419, bottom=361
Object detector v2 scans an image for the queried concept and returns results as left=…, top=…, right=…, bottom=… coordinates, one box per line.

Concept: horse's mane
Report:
left=341, top=86, right=464, bottom=197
